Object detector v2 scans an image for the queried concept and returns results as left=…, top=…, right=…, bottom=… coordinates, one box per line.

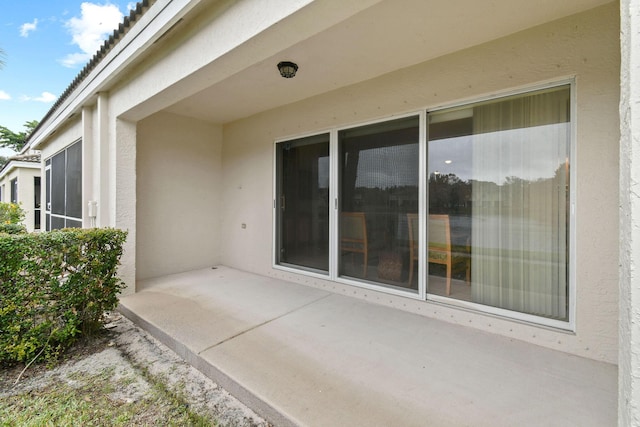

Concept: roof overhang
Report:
left=154, top=0, right=615, bottom=125
left=0, top=160, right=41, bottom=181
left=27, top=0, right=614, bottom=147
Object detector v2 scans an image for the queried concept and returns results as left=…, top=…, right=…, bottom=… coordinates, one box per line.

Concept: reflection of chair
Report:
left=341, top=212, right=368, bottom=277
left=407, top=213, right=453, bottom=294
left=407, top=213, right=419, bottom=286
left=428, top=214, right=452, bottom=295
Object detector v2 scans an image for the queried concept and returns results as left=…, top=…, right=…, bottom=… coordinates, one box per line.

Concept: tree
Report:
left=0, top=155, right=8, bottom=170
left=0, top=120, right=39, bottom=152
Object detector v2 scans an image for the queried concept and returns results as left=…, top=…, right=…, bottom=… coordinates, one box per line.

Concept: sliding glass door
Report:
left=427, top=85, right=570, bottom=320
left=339, top=116, right=420, bottom=291
left=276, top=134, right=330, bottom=273
left=274, top=83, right=572, bottom=324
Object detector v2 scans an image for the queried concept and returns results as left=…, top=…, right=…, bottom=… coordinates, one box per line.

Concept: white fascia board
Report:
left=0, top=161, right=41, bottom=180
left=30, top=0, right=206, bottom=150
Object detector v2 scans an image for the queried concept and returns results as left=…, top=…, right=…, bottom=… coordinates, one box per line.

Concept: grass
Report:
left=0, top=368, right=213, bottom=426
left=0, top=335, right=216, bottom=427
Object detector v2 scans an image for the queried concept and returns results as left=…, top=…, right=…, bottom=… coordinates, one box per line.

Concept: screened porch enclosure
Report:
left=45, top=140, right=83, bottom=231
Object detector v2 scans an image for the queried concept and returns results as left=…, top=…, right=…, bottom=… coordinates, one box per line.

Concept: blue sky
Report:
left=1, top=1, right=136, bottom=156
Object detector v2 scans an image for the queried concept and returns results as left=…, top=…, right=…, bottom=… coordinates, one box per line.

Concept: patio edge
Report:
left=117, top=302, right=299, bottom=427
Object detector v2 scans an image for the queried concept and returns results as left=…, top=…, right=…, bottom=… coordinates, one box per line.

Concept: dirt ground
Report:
left=0, top=313, right=270, bottom=426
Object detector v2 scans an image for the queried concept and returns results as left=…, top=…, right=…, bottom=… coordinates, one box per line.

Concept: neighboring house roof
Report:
left=22, top=0, right=156, bottom=151
left=0, top=152, right=42, bottom=180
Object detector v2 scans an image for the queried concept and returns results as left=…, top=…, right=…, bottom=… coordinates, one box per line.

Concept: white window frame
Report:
left=424, top=79, right=576, bottom=331
left=10, top=178, right=18, bottom=203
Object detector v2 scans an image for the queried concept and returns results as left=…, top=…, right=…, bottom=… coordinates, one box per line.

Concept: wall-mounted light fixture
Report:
left=277, top=61, right=298, bottom=78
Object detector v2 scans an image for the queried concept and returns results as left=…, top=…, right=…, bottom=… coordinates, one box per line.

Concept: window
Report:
left=10, top=178, right=18, bottom=203
left=45, top=141, right=82, bottom=230
left=427, top=85, right=570, bottom=320
left=274, top=83, right=572, bottom=324
left=34, top=177, right=41, bottom=230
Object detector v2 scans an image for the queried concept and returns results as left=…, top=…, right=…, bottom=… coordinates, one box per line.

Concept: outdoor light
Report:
left=277, top=61, right=298, bottom=78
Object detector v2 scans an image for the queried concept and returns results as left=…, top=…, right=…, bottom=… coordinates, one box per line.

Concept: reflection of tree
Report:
left=351, top=185, right=418, bottom=213
left=430, top=162, right=567, bottom=217
left=429, top=173, right=471, bottom=215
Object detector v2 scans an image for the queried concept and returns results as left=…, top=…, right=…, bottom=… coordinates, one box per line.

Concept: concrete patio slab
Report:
left=132, top=268, right=330, bottom=353
left=120, top=267, right=617, bottom=426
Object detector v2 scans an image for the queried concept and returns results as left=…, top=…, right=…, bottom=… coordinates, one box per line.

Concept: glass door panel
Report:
left=276, top=134, right=330, bottom=272
left=339, top=116, right=420, bottom=291
left=427, top=85, right=570, bottom=320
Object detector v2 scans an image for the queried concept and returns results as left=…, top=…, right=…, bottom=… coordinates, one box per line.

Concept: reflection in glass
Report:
left=339, top=116, right=419, bottom=291
left=276, top=134, right=330, bottom=272
left=428, top=86, right=570, bottom=320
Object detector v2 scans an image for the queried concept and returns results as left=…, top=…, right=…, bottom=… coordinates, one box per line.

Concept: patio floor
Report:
left=119, top=266, right=617, bottom=427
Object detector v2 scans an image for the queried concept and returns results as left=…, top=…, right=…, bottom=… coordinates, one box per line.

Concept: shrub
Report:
left=0, top=228, right=128, bottom=365
left=0, top=202, right=26, bottom=234
left=0, top=223, right=26, bottom=234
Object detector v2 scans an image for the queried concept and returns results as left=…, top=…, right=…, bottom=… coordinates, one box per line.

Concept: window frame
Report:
left=335, top=113, right=424, bottom=295
left=273, top=130, right=337, bottom=282
left=274, top=132, right=332, bottom=275
left=271, top=79, right=576, bottom=330
left=10, top=178, right=18, bottom=203
left=425, top=81, right=576, bottom=330
left=34, top=176, right=41, bottom=230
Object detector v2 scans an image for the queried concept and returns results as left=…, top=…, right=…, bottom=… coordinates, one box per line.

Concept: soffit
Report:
left=162, top=0, right=613, bottom=124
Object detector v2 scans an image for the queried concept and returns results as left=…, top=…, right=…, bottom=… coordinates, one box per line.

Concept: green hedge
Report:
left=0, top=202, right=26, bottom=234
left=0, top=228, right=128, bottom=365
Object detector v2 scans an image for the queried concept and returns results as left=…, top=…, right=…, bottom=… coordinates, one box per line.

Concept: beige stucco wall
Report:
left=220, top=4, right=620, bottom=363
left=40, top=120, right=83, bottom=161
left=619, top=0, right=640, bottom=423
left=136, top=111, right=223, bottom=281
left=0, top=166, right=40, bottom=232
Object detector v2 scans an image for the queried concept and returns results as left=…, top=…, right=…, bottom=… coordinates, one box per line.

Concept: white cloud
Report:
left=127, top=2, right=137, bottom=11
left=60, top=2, right=124, bottom=68
left=20, top=19, right=38, bottom=37
left=60, top=52, right=90, bottom=68
left=34, top=92, right=57, bottom=103
left=20, top=92, right=57, bottom=103
left=0, top=90, right=11, bottom=100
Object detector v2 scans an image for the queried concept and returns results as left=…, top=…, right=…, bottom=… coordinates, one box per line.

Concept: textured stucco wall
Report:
left=619, top=0, right=640, bottom=424
left=220, top=4, right=620, bottom=363
left=0, top=166, right=40, bottom=232
left=136, top=111, right=223, bottom=281
left=17, top=168, right=40, bottom=233
left=39, top=120, right=83, bottom=161
left=113, top=119, right=137, bottom=294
